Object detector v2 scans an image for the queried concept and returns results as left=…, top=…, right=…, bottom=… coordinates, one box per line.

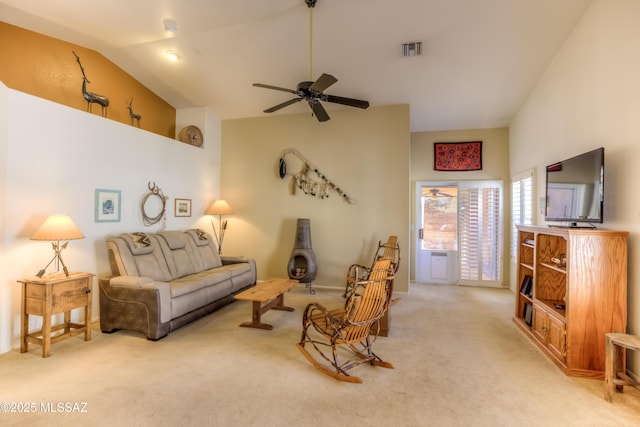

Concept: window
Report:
left=511, top=170, right=534, bottom=257
left=458, top=181, right=503, bottom=286
left=420, top=186, right=458, bottom=251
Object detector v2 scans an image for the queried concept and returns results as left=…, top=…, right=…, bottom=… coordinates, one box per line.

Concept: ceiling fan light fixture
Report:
left=163, top=19, right=178, bottom=35
left=402, top=41, right=423, bottom=57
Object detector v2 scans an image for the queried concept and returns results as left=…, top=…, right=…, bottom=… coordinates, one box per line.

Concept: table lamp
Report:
left=205, top=200, right=234, bottom=254
left=31, top=214, right=85, bottom=277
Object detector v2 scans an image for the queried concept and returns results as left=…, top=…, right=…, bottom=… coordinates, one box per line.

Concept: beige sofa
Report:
left=99, top=229, right=256, bottom=340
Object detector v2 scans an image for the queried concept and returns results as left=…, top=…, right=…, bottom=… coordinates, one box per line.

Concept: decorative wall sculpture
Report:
left=278, top=148, right=354, bottom=203
left=141, top=181, right=168, bottom=228
left=178, top=126, right=203, bottom=147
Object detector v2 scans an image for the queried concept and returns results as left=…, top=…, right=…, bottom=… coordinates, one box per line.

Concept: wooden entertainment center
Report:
left=513, top=225, right=628, bottom=378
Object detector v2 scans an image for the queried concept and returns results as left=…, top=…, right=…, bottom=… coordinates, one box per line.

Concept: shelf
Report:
left=538, top=298, right=566, bottom=318
left=519, top=292, right=533, bottom=303
left=520, top=262, right=534, bottom=271
left=539, top=262, right=566, bottom=274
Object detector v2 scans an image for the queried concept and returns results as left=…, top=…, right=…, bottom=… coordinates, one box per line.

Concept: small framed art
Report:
left=174, top=198, right=192, bottom=217
left=95, top=189, right=122, bottom=222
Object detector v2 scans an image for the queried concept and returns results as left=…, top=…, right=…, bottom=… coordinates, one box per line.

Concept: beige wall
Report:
left=220, top=104, right=411, bottom=292
left=410, top=128, right=511, bottom=283
left=510, top=0, right=640, bottom=372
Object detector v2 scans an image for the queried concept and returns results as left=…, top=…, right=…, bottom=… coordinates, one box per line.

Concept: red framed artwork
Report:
left=434, top=141, right=482, bottom=171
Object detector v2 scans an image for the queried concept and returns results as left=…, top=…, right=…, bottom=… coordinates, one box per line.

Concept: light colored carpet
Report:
left=1, top=283, right=639, bottom=427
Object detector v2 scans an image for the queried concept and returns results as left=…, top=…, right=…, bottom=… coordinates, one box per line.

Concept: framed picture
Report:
left=434, top=141, right=482, bottom=171
left=95, top=189, right=121, bottom=223
left=174, top=198, right=192, bottom=217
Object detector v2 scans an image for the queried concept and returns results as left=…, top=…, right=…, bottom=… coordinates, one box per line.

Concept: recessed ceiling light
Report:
left=165, top=50, right=181, bottom=62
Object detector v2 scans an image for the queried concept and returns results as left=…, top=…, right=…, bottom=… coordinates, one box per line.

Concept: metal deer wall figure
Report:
left=127, top=98, right=141, bottom=127
left=72, top=51, right=109, bottom=117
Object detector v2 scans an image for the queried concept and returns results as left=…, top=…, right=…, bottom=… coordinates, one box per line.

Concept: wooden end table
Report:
left=604, top=332, right=640, bottom=402
left=18, top=272, right=94, bottom=357
left=234, top=278, right=298, bottom=330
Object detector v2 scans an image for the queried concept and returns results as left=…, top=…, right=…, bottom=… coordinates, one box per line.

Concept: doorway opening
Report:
left=416, top=183, right=458, bottom=284
left=415, top=180, right=503, bottom=287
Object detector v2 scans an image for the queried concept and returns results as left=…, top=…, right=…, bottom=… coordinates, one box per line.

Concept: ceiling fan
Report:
left=429, top=188, right=455, bottom=199
left=252, top=0, right=370, bottom=122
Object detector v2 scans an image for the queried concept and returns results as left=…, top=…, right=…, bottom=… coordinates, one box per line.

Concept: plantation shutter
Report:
left=458, top=181, right=503, bottom=286
left=510, top=171, right=534, bottom=257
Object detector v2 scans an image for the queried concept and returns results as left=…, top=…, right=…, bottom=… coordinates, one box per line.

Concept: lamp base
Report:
left=35, top=250, right=70, bottom=278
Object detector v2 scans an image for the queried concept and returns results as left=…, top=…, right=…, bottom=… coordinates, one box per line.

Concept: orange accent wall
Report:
left=0, top=22, right=176, bottom=138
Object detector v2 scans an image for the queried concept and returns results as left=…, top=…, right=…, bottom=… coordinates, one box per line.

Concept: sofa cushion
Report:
left=157, top=231, right=200, bottom=279
left=122, top=232, right=154, bottom=255
left=169, top=269, right=232, bottom=298
left=185, top=229, right=223, bottom=270
left=107, top=235, right=173, bottom=282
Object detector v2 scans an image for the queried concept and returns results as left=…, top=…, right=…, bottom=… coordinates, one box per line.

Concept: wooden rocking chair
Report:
left=344, top=236, right=400, bottom=336
left=296, top=258, right=395, bottom=383
left=344, top=235, right=400, bottom=298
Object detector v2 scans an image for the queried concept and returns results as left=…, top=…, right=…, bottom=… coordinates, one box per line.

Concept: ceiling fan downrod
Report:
left=252, top=0, right=369, bottom=122
left=307, top=0, right=316, bottom=81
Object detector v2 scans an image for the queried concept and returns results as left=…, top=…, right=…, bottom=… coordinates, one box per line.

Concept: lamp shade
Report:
left=31, top=214, right=85, bottom=241
left=205, top=200, right=234, bottom=215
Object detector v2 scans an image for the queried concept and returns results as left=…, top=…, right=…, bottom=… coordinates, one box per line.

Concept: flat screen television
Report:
left=545, top=147, right=604, bottom=226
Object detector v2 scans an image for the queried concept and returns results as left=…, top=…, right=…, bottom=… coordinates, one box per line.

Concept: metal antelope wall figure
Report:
left=72, top=51, right=109, bottom=117
left=127, top=98, right=141, bottom=127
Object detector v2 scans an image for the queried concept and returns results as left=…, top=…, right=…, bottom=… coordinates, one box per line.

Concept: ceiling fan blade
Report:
left=309, top=73, right=337, bottom=93
left=264, top=97, right=303, bottom=113
left=325, top=94, right=370, bottom=109
left=253, top=83, right=298, bottom=95
left=309, top=101, right=330, bottom=122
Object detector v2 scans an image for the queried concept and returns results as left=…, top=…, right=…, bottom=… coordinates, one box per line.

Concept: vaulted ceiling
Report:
left=1, top=0, right=591, bottom=131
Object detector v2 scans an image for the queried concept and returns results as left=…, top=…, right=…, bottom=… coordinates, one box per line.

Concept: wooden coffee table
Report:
left=234, top=278, right=298, bottom=330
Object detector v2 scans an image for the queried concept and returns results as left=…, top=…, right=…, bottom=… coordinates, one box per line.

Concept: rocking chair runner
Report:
left=296, top=258, right=395, bottom=383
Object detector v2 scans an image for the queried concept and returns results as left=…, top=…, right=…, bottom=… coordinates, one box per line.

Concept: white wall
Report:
left=0, top=84, right=222, bottom=354
left=510, top=0, right=640, bottom=372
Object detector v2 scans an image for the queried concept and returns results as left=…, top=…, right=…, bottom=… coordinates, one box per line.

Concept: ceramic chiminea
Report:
left=287, top=218, right=317, bottom=293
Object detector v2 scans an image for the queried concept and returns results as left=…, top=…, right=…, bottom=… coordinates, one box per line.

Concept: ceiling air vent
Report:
left=402, top=42, right=422, bottom=57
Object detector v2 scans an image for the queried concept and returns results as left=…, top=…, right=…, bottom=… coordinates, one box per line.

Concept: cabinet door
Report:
left=532, top=306, right=548, bottom=343
left=547, top=315, right=566, bottom=363
left=51, top=278, right=90, bottom=314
